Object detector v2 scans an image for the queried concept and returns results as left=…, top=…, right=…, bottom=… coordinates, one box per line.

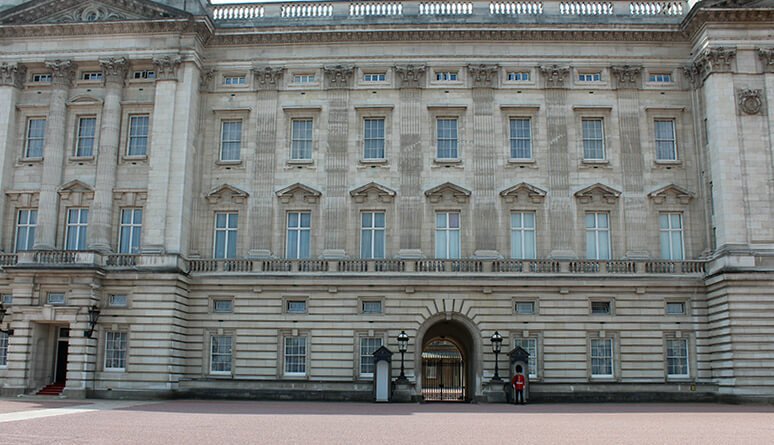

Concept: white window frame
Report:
left=666, top=338, right=689, bottom=378
left=210, top=335, right=232, bottom=374
left=290, top=118, right=314, bottom=161
left=108, top=294, right=127, bottom=307
left=81, top=72, right=102, bottom=81
left=293, top=74, right=315, bottom=83
left=126, top=114, right=149, bottom=157
left=363, top=117, right=386, bottom=160
left=435, top=71, right=458, bottom=81
left=361, top=300, right=383, bottom=314
left=654, top=119, right=677, bottom=161
left=435, top=211, right=461, bottom=259
left=132, top=70, right=154, bottom=80
left=219, top=120, right=242, bottom=162
left=666, top=301, right=686, bottom=315
left=590, top=337, right=614, bottom=378
left=65, top=207, right=89, bottom=251
left=659, top=212, right=684, bottom=260
left=223, top=75, right=246, bottom=86
left=31, top=73, right=51, bottom=83
left=213, top=212, right=238, bottom=259
left=515, top=301, right=535, bottom=315
left=286, top=212, right=311, bottom=259
left=585, top=212, right=611, bottom=260
left=104, top=331, right=127, bottom=371
left=360, top=211, right=385, bottom=259
left=75, top=116, right=97, bottom=158
left=363, top=73, right=386, bottom=82
left=24, top=117, right=46, bottom=159
left=507, top=71, right=530, bottom=81
left=286, top=300, right=307, bottom=314
left=581, top=118, right=605, bottom=161
left=508, top=117, right=532, bottom=160
left=283, top=336, right=307, bottom=376
left=649, top=73, right=672, bottom=83
left=359, top=336, right=384, bottom=378
left=510, top=211, right=536, bottom=259
left=578, top=72, right=601, bottom=82
left=436, top=117, right=459, bottom=160
left=213, top=299, right=233, bottom=313
left=118, top=208, right=142, bottom=254
left=14, top=208, right=37, bottom=252
left=47, top=292, right=65, bottom=304
left=0, top=332, right=8, bottom=367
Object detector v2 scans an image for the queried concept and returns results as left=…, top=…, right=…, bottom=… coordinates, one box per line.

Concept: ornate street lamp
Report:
left=0, top=303, right=14, bottom=336
left=397, top=330, right=409, bottom=381
left=490, top=330, right=503, bottom=381
left=83, top=304, right=101, bottom=338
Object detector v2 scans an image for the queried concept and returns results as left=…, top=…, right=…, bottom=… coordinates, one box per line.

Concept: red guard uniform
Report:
left=512, top=373, right=526, bottom=404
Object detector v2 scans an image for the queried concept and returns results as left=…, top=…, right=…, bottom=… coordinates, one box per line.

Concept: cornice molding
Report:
left=323, top=65, right=355, bottom=89
left=467, top=64, right=499, bottom=88
left=0, top=18, right=213, bottom=42
left=394, top=64, right=426, bottom=89
left=681, top=7, right=774, bottom=39
left=610, top=65, right=642, bottom=89
left=45, top=59, right=76, bottom=88
left=0, top=62, right=27, bottom=89
left=99, top=56, right=129, bottom=85
left=253, top=65, right=285, bottom=91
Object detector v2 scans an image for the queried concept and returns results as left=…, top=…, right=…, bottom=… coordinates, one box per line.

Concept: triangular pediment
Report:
left=350, top=182, right=396, bottom=203
left=574, top=183, right=621, bottom=204
left=648, top=184, right=694, bottom=205
left=58, top=179, right=94, bottom=193
left=424, top=182, right=471, bottom=203
left=205, top=183, right=249, bottom=204
left=0, top=0, right=189, bottom=25
left=58, top=179, right=94, bottom=203
left=276, top=183, right=322, bottom=204
left=500, top=182, right=547, bottom=203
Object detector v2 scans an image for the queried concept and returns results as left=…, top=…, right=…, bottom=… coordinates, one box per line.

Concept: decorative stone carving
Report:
left=467, top=64, right=499, bottom=88
left=394, top=64, right=426, bottom=89
left=0, top=62, right=27, bottom=88
left=152, top=55, right=182, bottom=81
left=253, top=66, right=285, bottom=90
left=5, top=189, right=39, bottom=208
left=738, top=89, right=763, bottom=115
left=349, top=182, right=396, bottom=204
left=199, top=68, right=214, bottom=90
left=99, top=57, right=128, bottom=84
left=49, top=5, right=127, bottom=23
left=113, top=189, right=147, bottom=207
left=323, top=65, right=355, bottom=89
left=499, top=182, right=547, bottom=204
left=539, top=65, right=571, bottom=88
left=424, top=182, right=471, bottom=204
left=610, top=65, right=642, bottom=89
left=647, top=184, right=694, bottom=205
left=57, top=179, right=95, bottom=205
left=758, top=48, right=774, bottom=72
left=205, top=184, right=249, bottom=205
left=44, top=60, right=76, bottom=87
left=574, top=183, right=621, bottom=204
left=694, top=47, right=736, bottom=77
left=276, top=183, right=322, bottom=204
left=681, top=64, right=701, bottom=89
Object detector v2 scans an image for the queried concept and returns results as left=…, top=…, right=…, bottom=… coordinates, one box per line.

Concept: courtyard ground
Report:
left=0, top=398, right=772, bottom=444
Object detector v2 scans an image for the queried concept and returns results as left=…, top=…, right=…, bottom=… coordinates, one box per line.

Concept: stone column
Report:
left=395, top=65, right=425, bottom=258
left=249, top=66, right=284, bottom=257
left=321, top=65, right=355, bottom=259
left=87, top=57, right=128, bottom=252
left=611, top=65, right=648, bottom=258
left=468, top=64, right=499, bottom=258
left=141, top=55, right=180, bottom=253
left=33, top=60, right=75, bottom=250
left=539, top=65, right=575, bottom=258
left=0, top=62, right=25, bottom=252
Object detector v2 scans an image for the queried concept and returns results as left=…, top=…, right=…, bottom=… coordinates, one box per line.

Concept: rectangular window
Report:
left=1, top=294, right=12, bottom=305
left=436, top=71, right=457, bottom=81
left=14, top=209, right=37, bottom=252
left=659, top=213, right=684, bottom=260
left=65, top=208, right=89, bottom=251
left=363, top=118, right=385, bottom=160
left=25, top=118, right=46, bottom=158
left=436, top=118, right=458, bottom=159
left=286, top=212, right=311, bottom=259
left=224, top=76, right=245, bottom=85
left=210, top=335, right=232, bottom=374
left=118, top=208, right=142, bottom=254
left=510, top=212, right=536, bottom=259
left=214, top=300, right=233, bottom=313
left=109, top=294, right=127, bottom=307
left=220, top=120, right=242, bottom=161
left=360, top=212, right=385, bottom=259
left=507, top=72, right=530, bottom=81
left=590, top=338, right=613, bottom=377
left=48, top=292, right=65, bottom=304
left=284, top=336, right=306, bottom=375
left=81, top=72, right=102, bottom=81
left=0, top=332, right=8, bottom=367
left=435, top=212, right=461, bottom=259
left=579, top=73, right=601, bottom=82
left=667, top=302, right=685, bottom=315
left=363, top=73, right=386, bottom=82
left=213, top=212, right=238, bottom=259
left=513, top=338, right=537, bottom=377
left=286, top=300, right=307, bottom=314
left=655, top=119, right=677, bottom=161
left=666, top=338, right=689, bottom=377
left=591, top=301, right=611, bottom=315
left=509, top=118, right=532, bottom=160
left=104, top=331, right=127, bottom=370
left=132, top=70, right=154, bottom=80
left=75, top=117, right=96, bottom=157
left=515, top=301, right=535, bottom=314
left=359, top=337, right=383, bottom=377
left=127, top=115, right=149, bottom=156
left=585, top=212, right=610, bottom=260
left=582, top=118, right=605, bottom=160
left=31, top=73, right=52, bottom=83
left=362, top=300, right=382, bottom=314
left=293, top=74, right=315, bottom=83
left=291, top=119, right=313, bottom=160
left=649, top=73, right=671, bottom=82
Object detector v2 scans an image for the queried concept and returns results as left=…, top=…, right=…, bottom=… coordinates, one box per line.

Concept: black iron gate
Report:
left=422, top=351, right=465, bottom=401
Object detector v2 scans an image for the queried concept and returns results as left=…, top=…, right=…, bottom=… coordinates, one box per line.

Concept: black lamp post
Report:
left=84, top=304, right=101, bottom=338
left=0, top=303, right=14, bottom=336
left=397, top=330, right=409, bottom=381
left=490, top=330, right=503, bottom=381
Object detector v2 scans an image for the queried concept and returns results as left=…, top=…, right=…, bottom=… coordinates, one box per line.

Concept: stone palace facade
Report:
left=0, top=0, right=773, bottom=403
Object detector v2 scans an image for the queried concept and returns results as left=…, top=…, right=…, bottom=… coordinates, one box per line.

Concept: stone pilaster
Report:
left=249, top=66, right=284, bottom=257
left=471, top=79, right=498, bottom=257
left=87, top=57, right=128, bottom=252
left=0, top=63, right=25, bottom=252
left=33, top=60, right=75, bottom=250
left=539, top=66, right=574, bottom=258
left=395, top=65, right=425, bottom=258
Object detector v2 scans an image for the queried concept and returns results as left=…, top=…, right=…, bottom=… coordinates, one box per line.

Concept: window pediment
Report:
left=424, top=182, right=471, bottom=203
left=648, top=184, right=694, bottom=205
left=574, top=183, right=621, bottom=204
left=500, top=182, right=547, bottom=204
left=350, top=182, right=396, bottom=203
left=276, top=183, right=321, bottom=204
left=205, top=183, right=249, bottom=205
left=113, top=188, right=147, bottom=207
left=67, top=95, right=103, bottom=106
left=5, top=189, right=39, bottom=207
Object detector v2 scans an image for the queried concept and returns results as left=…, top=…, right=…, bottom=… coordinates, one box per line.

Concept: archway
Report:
left=415, top=313, right=481, bottom=402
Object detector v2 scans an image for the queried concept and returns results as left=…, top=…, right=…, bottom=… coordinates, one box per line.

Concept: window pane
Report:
left=598, top=231, right=610, bottom=259
left=586, top=231, right=596, bottom=259
left=300, top=212, right=311, bottom=228
left=435, top=230, right=447, bottom=258
left=286, top=230, right=298, bottom=258
left=128, top=116, right=149, bottom=156
left=448, top=213, right=459, bottom=228
left=437, top=118, right=458, bottom=158
left=374, top=212, right=385, bottom=228
left=436, top=213, right=445, bottom=229
left=299, top=230, right=310, bottom=259
left=448, top=231, right=460, bottom=259
left=361, top=229, right=372, bottom=259
left=361, top=212, right=371, bottom=228
left=374, top=230, right=385, bottom=259
left=511, top=228, right=523, bottom=259
left=524, top=230, right=536, bottom=259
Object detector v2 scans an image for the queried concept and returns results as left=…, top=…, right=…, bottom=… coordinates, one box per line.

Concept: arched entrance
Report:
left=416, top=314, right=481, bottom=402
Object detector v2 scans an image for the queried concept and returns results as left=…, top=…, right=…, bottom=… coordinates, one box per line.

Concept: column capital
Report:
left=0, top=62, right=27, bottom=89
left=694, top=47, right=736, bottom=76
left=98, top=57, right=129, bottom=85
left=253, top=65, right=285, bottom=91
left=44, top=59, right=76, bottom=88
left=152, top=55, right=182, bottom=81
left=467, top=64, right=499, bottom=88
left=323, top=65, right=355, bottom=89
left=610, top=65, right=642, bottom=89
left=539, top=65, right=571, bottom=88
left=394, top=64, right=426, bottom=89
left=758, top=48, right=774, bottom=73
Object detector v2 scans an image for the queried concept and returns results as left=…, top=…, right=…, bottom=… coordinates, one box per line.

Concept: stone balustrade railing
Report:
left=0, top=254, right=18, bottom=266
left=209, top=1, right=687, bottom=22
